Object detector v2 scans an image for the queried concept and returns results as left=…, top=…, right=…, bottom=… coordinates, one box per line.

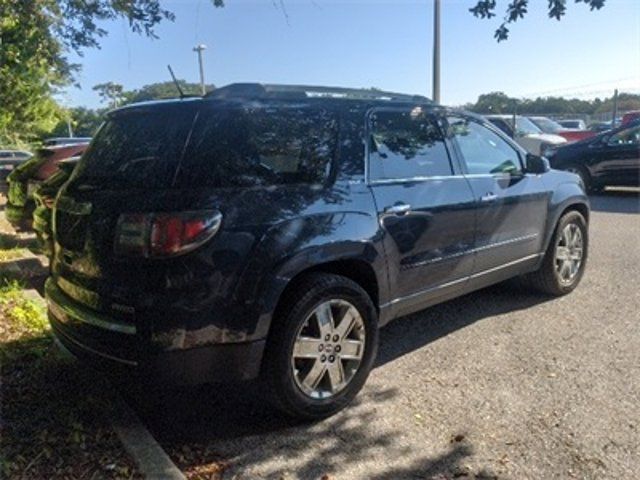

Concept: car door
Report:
left=593, top=124, right=640, bottom=185
left=446, top=115, right=551, bottom=280
left=367, top=107, right=477, bottom=317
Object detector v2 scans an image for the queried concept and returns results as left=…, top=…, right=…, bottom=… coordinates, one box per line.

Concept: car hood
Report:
left=524, top=133, right=567, bottom=145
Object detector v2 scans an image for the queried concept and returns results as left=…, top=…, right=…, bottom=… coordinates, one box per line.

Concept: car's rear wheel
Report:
left=263, top=273, right=378, bottom=420
left=522, top=210, right=588, bottom=296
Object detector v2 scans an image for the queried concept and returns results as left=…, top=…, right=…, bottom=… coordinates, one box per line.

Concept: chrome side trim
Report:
left=383, top=252, right=543, bottom=309
left=382, top=275, right=469, bottom=308
left=402, top=233, right=538, bottom=270
left=469, top=253, right=543, bottom=279
left=474, top=233, right=538, bottom=253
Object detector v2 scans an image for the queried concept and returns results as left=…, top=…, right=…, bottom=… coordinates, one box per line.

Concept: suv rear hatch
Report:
left=51, top=100, right=338, bottom=332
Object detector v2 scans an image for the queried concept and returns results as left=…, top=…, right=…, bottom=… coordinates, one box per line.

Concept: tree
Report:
left=469, top=0, right=606, bottom=41
left=50, top=107, right=106, bottom=138
left=468, top=91, right=640, bottom=116
left=93, top=82, right=125, bottom=108
left=124, top=80, right=215, bottom=104
left=471, top=92, right=515, bottom=114
left=0, top=1, right=224, bottom=146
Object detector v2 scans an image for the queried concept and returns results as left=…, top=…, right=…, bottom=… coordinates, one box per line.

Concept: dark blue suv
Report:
left=47, top=84, right=589, bottom=419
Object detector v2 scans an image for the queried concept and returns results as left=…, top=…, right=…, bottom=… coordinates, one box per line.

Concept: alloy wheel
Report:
left=291, top=299, right=366, bottom=399
left=555, top=222, right=584, bottom=285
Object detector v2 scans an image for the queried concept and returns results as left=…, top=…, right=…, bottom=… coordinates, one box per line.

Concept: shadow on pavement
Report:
left=377, top=281, right=551, bottom=368
left=589, top=188, right=640, bottom=214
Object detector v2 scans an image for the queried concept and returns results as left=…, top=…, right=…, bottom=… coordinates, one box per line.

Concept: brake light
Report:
left=115, top=210, right=222, bottom=257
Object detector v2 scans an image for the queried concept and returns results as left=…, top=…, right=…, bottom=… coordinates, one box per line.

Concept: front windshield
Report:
left=514, top=116, right=543, bottom=135
left=530, top=117, right=564, bottom=134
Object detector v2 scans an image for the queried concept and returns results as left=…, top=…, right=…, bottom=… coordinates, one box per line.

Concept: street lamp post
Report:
left=193, top=44, right=207, bottom=95
left=432, top=0, right=441, bottom=103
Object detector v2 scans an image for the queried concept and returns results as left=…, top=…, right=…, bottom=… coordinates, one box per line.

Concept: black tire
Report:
left=523, top=210, right=588, bottom=296
left=565, top=165, right=591, bottom=192
left=263, top=272, right=379, bottom=420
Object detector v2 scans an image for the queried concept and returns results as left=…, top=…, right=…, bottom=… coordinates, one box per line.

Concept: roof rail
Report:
left=205, top=83, right=431, bottom=103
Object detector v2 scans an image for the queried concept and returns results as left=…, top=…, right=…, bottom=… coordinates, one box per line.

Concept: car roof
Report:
left=110, top=83, right=435, bottom=117
left=485, top=114, right=519, bottom=119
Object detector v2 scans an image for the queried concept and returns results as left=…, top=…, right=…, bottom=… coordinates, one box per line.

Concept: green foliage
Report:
left=0, top=1, right=224, bottom=147
left=468, top=91, right=640, bottom=115
left=50, top=106, right=106, bottom=138
left=0, top=1, right=69, bottom=146
left=469, top=0, right=607, bottom=41
left=124, top=80, right=215, bottom=103
left=0, top=280, right=47, bottom=334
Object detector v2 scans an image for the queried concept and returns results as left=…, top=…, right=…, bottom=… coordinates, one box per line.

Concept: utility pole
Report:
left=432, top=0, right=441, bottom=103
left=612, top=88, right=619, bottom=127
left=193, top=44, right=207, bottom=95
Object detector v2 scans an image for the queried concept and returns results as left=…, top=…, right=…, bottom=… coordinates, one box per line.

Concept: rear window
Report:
left=176, top=106, right=337, bottom=188
left=72, top=108, right=195, bottom=189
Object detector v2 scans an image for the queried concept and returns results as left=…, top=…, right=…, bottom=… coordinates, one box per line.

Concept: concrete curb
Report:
left=110, top=394, right=186, bottom=480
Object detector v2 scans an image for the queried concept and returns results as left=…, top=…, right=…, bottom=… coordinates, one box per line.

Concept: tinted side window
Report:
left=608, top=125, right=640, bottom=145
left=178, top=107, right=337, bottom=187
left=369, top=109, right=452, bottom=181
left=448, top=117, right=522, bottom=175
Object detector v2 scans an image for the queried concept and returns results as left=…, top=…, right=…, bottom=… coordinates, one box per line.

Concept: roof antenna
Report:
left=167, top=65, right=185, bottom=98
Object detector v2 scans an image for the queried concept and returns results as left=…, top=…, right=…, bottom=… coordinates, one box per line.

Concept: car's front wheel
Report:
left=263, top=273, right=378, bottom=420
left=523, top=210, right=588, bottom=296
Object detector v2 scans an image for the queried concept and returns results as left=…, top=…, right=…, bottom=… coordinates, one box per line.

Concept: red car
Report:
left=6, top=143, right=89, bottom=228
left=529, top=116, right=596, bottom=143
left=622, top=111, right=640, bottom=126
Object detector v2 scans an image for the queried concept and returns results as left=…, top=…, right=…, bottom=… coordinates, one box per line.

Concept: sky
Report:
left=61, top=0, right=640, bottom=109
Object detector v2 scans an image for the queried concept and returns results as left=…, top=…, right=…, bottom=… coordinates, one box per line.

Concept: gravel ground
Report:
left=129, top=189, right=640, bottom=480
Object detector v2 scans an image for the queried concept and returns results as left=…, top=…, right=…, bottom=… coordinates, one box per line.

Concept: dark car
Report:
left=6, top=143, right=88, bottom=229
left=32, top=157, right=80, bottom=257
left=545, top=119, right=640, bottom=192
left=48, top=83, right=589, bottom=419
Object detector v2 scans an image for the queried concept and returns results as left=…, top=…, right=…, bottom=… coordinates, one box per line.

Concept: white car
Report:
left=485, top=114, right=567, bottom=156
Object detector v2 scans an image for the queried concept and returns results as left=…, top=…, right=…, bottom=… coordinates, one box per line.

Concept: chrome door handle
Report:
left=480, top=193, right=498, bottom=202
left=384, top=203, right=412, bottom=215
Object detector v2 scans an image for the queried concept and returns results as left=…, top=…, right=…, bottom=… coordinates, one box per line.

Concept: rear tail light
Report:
left=114, top=210, right=222, bottom=258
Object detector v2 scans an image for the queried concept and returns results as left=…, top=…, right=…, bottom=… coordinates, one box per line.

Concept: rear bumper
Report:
left=46, top=278, right=265, bottom=385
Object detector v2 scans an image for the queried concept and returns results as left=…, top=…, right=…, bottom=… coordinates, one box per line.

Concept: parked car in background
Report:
left=587, top=121, right=613, bottom=133
left=621, top=111, right=640, bottom=126
left=558, top=119, right=587, bottom=130
left=6, top=143, right=89, bottom=229
left=545, top=119, right=640, bottom=192
left=0, top=150, right=33, bottom=179
left=486, top=114, right=567, bottom=156
left=32, top=157, right=80, bottom=257
left=48, top=83, right=590, bottom=420
left=528, top=116, right=596, bottom=143
left=43, top=137, right=92, bottom=147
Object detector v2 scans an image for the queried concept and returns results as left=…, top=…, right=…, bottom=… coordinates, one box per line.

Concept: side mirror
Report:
left=526, top=154, right=550, bottom=174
